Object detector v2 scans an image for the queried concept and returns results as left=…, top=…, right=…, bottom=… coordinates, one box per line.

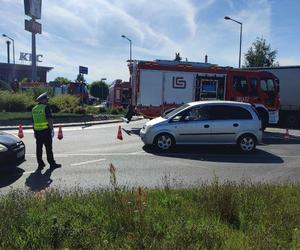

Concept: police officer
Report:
left=32, top=92, right=61, bottom=170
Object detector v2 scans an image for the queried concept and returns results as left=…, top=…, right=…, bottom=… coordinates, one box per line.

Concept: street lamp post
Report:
left=224, top=16, right=242, bottom=68
left=2, top=34, right=15, bottom=64
left=6, top=41, right=11, bottom=63
left=121, top=35, right=132, bottom=63
left=121, top=35, right=133, bottom=106
left=100, top=78, right=107, bottom=102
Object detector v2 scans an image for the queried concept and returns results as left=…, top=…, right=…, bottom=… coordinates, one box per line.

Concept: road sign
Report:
left=25, top=19, right=42, bottom=34
left=79, top=66, right=88, bottom=74
left=24, top=0, right=42, bottom=19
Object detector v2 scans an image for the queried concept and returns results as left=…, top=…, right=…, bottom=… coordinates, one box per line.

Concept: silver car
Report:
left=140, top=101, right=262, bottom=152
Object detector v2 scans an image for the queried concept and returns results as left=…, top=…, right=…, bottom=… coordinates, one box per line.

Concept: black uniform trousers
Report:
left=34, top=128, right=55, bottom=166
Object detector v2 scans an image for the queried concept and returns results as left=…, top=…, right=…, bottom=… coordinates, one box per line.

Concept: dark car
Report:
left=0, top=132, right=25, bottom=165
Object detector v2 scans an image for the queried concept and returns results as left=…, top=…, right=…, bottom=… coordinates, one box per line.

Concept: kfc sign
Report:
left=19, top=52, right=43, bottom=62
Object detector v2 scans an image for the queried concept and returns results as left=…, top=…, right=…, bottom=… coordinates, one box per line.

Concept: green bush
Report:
left=25, top=87, right=54, bottom=100
left=74, top=106, right=86, bottom=114
left=110, top=108, right=119, bottom=115
left=99, top=107, right=107, bottom=113
left=85, top=106, right=100, bottom=115
left=48, top=95, right=80, bottom=113
left=0, top=91, right=35, bottom=112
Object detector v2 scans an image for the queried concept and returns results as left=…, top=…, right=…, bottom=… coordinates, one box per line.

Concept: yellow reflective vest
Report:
left=32, top=104, right=49, bottom=131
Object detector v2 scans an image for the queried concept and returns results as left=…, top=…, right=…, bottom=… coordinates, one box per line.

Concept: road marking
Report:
left=23, top=170, right=35, bottom=175
left=71, top=159, right=106, bottom=166
left=26, top=152, right=147, bottom=157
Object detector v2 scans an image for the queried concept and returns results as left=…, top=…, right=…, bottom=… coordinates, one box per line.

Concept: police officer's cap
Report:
left=36, top=92, right=49, bottom=102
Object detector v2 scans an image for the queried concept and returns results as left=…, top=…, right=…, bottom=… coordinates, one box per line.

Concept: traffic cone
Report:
left=284, top=129, right=290, bottom=142
left=57, top=125, right=63, bottom=140
left=18, top=124, right=24, bottom=138
left=117, top=125, right=123, bottom=140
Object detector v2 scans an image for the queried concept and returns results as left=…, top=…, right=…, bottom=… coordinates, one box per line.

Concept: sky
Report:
left=0, top=0, right=299, bottom=84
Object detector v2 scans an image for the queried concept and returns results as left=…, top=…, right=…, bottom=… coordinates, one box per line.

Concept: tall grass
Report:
left=1, top=170, right=300, bottom=249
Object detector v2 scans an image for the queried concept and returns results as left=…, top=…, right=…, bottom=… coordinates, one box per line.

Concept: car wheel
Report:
left=238, top=134, right=257, bottom=152
left=154, top=133, right=175, bottom=151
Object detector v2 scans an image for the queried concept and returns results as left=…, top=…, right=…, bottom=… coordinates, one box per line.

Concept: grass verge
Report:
left=1, top=177, right=300, bottom=249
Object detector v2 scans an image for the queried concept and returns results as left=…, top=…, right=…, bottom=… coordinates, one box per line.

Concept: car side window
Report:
left=208, top=105, right=252, bottom=120
left=183, top=107, right=208, bottom=122
left=227, top=106, right=253, bottom=119
left=171, top=110, right=188, bottom=122
left=208, top=106, right=229, bottom=120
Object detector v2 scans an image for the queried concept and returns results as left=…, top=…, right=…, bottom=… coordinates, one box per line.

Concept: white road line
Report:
left=26, top=152, right=146, bottom=157
left=71, top=159, right=106, bottom=166
left=23, top=170, right=35, bottom=175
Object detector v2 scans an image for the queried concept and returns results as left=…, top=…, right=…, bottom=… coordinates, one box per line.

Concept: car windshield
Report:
left=163, top=104, right=190, bottom=119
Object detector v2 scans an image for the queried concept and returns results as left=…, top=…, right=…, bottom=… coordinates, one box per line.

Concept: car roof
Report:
left=187, top=100, right=252, bottom=107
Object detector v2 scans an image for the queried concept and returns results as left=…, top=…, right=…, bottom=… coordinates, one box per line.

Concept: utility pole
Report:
left=6, top=40, right=11, bottom=63
left=24, top=0, right=42, bottom=81
left=2, top=34, right=15, bottom=64
left=224, top=16, right=243, bottom=68
left=31, top=19, right=37, bottom=81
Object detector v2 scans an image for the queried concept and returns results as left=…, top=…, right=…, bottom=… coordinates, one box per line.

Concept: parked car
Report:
left=0, top=132, right=25, bottom=164
left=140, top=101, right=262, bottom=152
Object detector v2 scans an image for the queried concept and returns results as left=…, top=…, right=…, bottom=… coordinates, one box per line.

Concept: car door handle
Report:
left=233, top=123, right=239, bottom=127
left=204, top=124, right=210, bottom=128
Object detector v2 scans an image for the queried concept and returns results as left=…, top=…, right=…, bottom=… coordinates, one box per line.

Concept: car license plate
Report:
left=17, top=149, right=25, bottom=158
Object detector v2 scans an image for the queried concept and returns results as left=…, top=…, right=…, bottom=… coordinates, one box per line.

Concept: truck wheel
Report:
left=237, top=134, right=257, bottom=152
left=154, top=133, right=175, bottom=151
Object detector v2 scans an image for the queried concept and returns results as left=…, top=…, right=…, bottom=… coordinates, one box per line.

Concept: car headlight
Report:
left=0, top=144, right=8, bottom=153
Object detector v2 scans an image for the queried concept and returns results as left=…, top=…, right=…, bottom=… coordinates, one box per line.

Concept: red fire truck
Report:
left=108, top=79, right=131, bottom=108
left=67, top=82, right=89, bottom=104
left=129, top=60, right=280, bottom=128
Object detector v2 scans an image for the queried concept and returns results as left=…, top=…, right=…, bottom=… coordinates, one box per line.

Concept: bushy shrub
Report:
left=26, top=87, right=54, bottom=100
left=0, top=91, right=35, bottom=112
left=74, top=106, right=86, bottom=114
left=48, top=95, right=80, bottom=113
left=98, top=107, right=106, bottom=113
left=110, top=108, right=119, bottom=115
left=85, top=106, right=100, bottom=115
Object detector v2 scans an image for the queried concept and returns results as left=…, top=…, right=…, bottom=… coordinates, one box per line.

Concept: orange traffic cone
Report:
left=18, top=124, right=24, bottom=138
left=117, top=125, right=123, bottom=140
left=284, top=129, right=290, bottom=142
left=57, top=125, right=63, bottom=140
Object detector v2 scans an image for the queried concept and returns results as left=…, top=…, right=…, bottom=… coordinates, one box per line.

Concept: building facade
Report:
left=0, top=63, right=53, bottom=83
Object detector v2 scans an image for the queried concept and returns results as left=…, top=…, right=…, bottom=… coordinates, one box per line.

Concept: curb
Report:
left=0, top=117, right=145, bottom=131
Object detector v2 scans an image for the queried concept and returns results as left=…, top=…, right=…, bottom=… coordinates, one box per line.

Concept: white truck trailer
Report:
left=252, top=66, right=300, bottom=127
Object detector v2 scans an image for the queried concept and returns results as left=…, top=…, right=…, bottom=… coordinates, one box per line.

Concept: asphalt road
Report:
left=1, top=120, right=300, bottom=194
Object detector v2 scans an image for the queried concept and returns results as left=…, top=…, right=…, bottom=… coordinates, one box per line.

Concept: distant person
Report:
left=124, top=104, right=136, bottom=123
left=32, top=92, right=61, bottom=170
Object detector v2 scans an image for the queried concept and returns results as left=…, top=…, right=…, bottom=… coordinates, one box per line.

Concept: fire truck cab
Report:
left=108, top=79, right=131, bottom=108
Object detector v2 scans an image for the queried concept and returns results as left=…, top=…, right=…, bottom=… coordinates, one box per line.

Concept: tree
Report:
left=54, top=77, right=71, bottom=85
left=89, top=81, right=109, bottom=101
left=244, top=37, right=279, bottom=67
